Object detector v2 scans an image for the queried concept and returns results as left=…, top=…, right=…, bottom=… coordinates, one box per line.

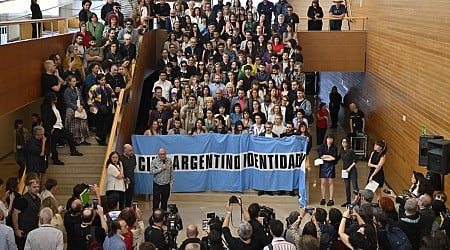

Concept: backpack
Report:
left=83, top=226, right=103, bottom=250
left=385, top=224, right=412, bottom=250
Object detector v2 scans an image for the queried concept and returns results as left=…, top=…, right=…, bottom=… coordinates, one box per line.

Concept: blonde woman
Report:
left=41, top=197, right=65, bottom=233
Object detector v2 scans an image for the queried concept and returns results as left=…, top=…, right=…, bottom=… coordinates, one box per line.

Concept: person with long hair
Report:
left=338, top=138, right=359, bottom=207
left=241, top=109, right=253, bottom=130
left=367, top=140, right=387, bottom=202
left=230, top=103, right=243, bottom=129
left=307, top=0, right=324, bottom=31
left=144, top=120, right=162, bottom=135
left=13, top=119, right=28, bottom=178
left=318, top=134, right=338, bottom=206
left=297, top=123, right=312, bottom=156
left=88, top=73, right=116, bottom=145
left=106, top=151, right=126, bottom=209
left=190, top=118, right=206, bottom=135
left=329, top=86, right=342, bottom=128
left=316, top=102, right=329, bottom=145
left=64, top=75, right=91, bottom=145
left=378, top=197, right=398, bottom=221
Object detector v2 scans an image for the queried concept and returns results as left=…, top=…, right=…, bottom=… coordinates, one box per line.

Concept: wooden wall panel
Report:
left=336, top=1, right=450, bottom=194
left=0, top=34, right=73, bottom=116
left=298, top=31, right=366, bottom=72
left=116, top=30, right=162, bottom=150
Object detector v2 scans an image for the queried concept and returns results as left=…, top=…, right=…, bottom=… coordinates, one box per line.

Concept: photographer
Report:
left=338, top=207, right=375, bottom=250
left=201, top=216, right=224, bottom=250
left=71, top=206, right=108, bottom=249
left=222, top=201, right=258, bottom=250
left=144, top=209, right=169, bottom=250
left=242, top=200, right=272, bottom=249
left=285, top=208, right=306, bottom=247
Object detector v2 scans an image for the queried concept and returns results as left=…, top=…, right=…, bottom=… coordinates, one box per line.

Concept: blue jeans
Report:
left=344, top=168, right=359, bottom=203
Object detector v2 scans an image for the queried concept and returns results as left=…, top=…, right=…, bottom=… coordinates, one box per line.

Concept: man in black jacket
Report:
left=144, top=209, right=169, bottom=250
left=245, top=202, right=272, bottom=248
left=396, top=198, right=421, bottom=250
left=23, top=126, right=46, bottom=175
left=41, top=92, right=83, bottom=165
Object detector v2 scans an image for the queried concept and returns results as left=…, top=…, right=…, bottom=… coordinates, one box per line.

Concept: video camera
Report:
left=205, top=212, right=224, bottom=231
left=164, top=204, right=183, bottom=250
left=260, top=206, right=276, bottom=234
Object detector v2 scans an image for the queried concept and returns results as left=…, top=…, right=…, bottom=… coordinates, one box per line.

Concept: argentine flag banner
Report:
left=132, top=133, right=308, bottom=205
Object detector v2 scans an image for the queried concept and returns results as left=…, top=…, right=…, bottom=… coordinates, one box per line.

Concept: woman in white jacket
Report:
left=106, top=151, right=126, bottom=209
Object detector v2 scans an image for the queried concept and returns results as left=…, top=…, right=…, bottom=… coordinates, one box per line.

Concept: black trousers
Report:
left=50, top=128, right=76, bottom=161
left=330, top=106, right=340, bottom=127
left=96, top=109, right=113, bottom=142
left=106, top=190, right=125, bottom=210
left=124, top=182, right=135, bottom=207
left=15, top=234, right=26, bottom=250
left=153, top=182, right=170, bottom=211
left=316, top=126, right=327, bottom=146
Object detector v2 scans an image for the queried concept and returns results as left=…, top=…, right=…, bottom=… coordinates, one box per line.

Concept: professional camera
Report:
left=260, top=206, right=276, bottom=234
left=229, top=195, right=240, bottom=204
left=165, top=204, right=183, bottom=250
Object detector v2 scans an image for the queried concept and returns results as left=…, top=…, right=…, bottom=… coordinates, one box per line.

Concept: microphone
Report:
left=162, top=159, right=166, bottom=164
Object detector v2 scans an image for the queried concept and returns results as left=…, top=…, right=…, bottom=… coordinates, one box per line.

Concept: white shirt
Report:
left=153, top=80, right=173, bottom=100
left=106, top=164, right=126, bottom=192
left=25, top=224, right=63, bottom=250
left=263, top=237, right=296, bottom=250
left=52, top=105, right=64, bottom=129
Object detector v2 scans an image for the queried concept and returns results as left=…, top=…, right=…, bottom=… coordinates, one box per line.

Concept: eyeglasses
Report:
left=126, top=23, right=132, bottom=25
left=271, top=57, right=277, bottom=59
left=198, top=63, right=204, bottom=66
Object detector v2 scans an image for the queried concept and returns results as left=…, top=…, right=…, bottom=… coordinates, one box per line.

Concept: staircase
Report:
left=45, top=144, right=106, bottom=205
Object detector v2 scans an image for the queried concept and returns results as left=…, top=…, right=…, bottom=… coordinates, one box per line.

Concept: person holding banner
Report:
left=317, top=134, right=338, bottom=206
left=150, top=148, right=174, bottom=211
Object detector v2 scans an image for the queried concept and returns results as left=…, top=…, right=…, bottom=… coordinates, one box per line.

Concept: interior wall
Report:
left=344, top=0, right=450, bottom=192
left=0, top=34, right=73, bottom=116
left=0, top=100, right=42, bottom=158
left=0, top=34, right=72, bottom=157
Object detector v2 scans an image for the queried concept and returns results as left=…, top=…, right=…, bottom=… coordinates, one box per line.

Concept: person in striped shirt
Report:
left=263, top=220, right=296, bottom=250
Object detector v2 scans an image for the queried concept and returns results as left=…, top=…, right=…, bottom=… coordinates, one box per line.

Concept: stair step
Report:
left=46, top=173, right=100, bottom=182
left=45, top=163, right=103, bottom=174
left=56, top=145, right=107, bottom=154
left=52, top=153, right=105, bottom=164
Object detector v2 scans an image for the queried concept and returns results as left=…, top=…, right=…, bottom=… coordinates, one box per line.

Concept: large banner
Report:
left=132, top=133, right=308, bottom=206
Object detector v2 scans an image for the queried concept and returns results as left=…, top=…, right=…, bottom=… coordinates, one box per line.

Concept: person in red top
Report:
left=316, top=102, right=329, bottom=145
left=272, top=35, right=285, bottom=59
